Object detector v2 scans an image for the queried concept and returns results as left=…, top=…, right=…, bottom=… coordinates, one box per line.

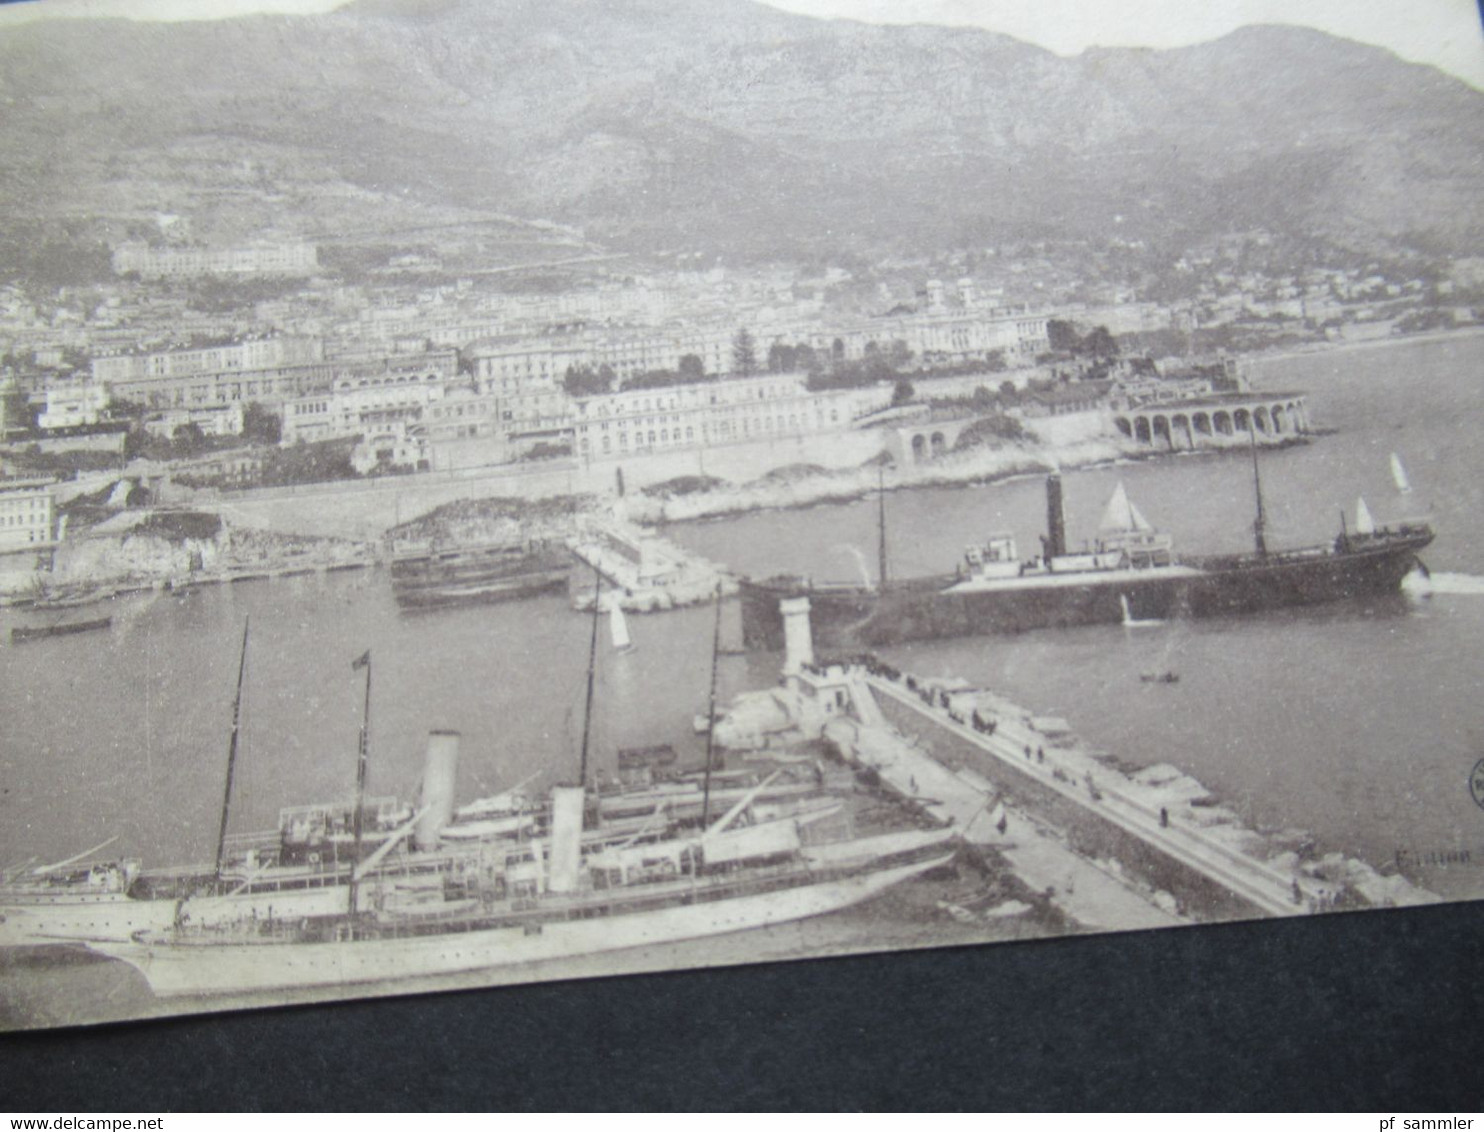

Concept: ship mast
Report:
left=348, top=648, right=372, bottom=915
left=1249, top=424, right=1268, bottom=556
left=213, top=616, right=250, bottom=882
left=700, top=583, right=724, bottom=828
left=877, top=464, right=889, bottom=589
left=578, top=569, right=601, bottom=792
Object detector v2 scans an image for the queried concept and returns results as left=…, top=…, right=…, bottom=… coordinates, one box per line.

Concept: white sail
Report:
left=1355, top=496, right=1376, bottom=535
left=1099, top=482, right=1153, bottom=534
left=1390, top=452, right=1412, bottom=494
left=609, top=601, right=632, bottom=652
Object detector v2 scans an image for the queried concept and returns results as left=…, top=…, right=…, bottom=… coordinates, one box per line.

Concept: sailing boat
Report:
left=609, top=598, right=634, bottom=654
left=1391, top=453, right=1413, bottom=495
left=1355, top=497, right=1377, bottom=536
left=1120, top=593, right=1164, bottom=629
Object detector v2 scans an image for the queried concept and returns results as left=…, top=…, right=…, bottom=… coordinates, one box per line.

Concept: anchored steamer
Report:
left=741, top=458, right=1434, bottom=651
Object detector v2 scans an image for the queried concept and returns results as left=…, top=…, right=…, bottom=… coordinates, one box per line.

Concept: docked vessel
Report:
left=389, top=539, right=571, bottom=609
left=84, top=793, right=955, bottom=997
left=740, top=459, right=1434, bottom=651
left=11, top=616, right=112, bottom=643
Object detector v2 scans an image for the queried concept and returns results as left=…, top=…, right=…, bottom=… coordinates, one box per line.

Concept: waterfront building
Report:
left=0, top=478, right=55, bottom=550
left=281, top=368, right=447, bottom=446
left=570, top=374, right=892, bottom=461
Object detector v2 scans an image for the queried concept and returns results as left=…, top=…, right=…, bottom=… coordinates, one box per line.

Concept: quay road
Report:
left=856, top=673, right=1327, bottom=920
left=828, top=673, right=1183, bottom=931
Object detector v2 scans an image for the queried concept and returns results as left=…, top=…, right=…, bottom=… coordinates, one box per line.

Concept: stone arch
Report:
left=1152, top=415, right=1172, bottom=448
left=1193, top=412, right=1212, bottom=436
left=930, top=431, right=947, bottom=457
left=1114, top=417, right=1133, bottom=439
left=1253, top=406, right=1270, bottom=433
left=1134, top=417, right=1152, bottom=444
left=1271, top=405, right=1287, bottom=434
left=1233, top=408, right=1251, bottom=433
left=1213, top=411, right=1233, bottom=436
left=911, top=434, right=927, bottom=460
left=1171, top=413, right=1192, bottom=449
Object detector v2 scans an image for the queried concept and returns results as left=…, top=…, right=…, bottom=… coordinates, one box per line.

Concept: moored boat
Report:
left=85, top=797, right=955, bottom=997
left=390, top=539, right=570, bottom=609
left=11, top=616, right=112, bottom=643
left=741, top=459, right=1434, bottom=651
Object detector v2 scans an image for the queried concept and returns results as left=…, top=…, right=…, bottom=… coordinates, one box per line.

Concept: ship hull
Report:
left=87, top=852, right=952, bottom=997
left=0, top=879, right=358, bottom=946
left=390, top=543, right=571, bottom=609
left=741, top=531, right=1433, bottom=651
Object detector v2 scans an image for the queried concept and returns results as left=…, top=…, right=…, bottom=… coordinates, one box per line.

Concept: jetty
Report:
left=741, top=596, right=1435, bottom=929
left=570, top=515, right=735, bottom=611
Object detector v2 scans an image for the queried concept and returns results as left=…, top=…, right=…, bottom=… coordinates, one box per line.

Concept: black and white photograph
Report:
left=0, top=0, right=1480, bottom=1037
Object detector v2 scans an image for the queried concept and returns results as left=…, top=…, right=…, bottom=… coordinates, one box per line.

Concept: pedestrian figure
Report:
left=1024, top=744, right=1032, bottom=760
left=1036, top=748, right=1044, bottom=764
left=996, top=813, right=1008, bottom=836
left=909, top=775, right=918, bottom=794
left=1159, top=806, right=1169, bottom=828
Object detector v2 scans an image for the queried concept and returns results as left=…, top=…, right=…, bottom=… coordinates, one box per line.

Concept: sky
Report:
left=0, top=0, right=1479, bottom=88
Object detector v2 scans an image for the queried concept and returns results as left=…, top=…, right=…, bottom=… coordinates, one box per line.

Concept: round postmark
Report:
left=1470, top=759, right=1484, bottom=811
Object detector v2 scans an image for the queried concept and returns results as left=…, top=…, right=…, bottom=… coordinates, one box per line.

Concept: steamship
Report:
left=740, top=465, right=1435, bottom=651
left=83, top=784, right=956, bottom=998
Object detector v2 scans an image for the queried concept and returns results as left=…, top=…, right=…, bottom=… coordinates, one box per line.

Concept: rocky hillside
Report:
left=0, top=0, right=1479, bottom=265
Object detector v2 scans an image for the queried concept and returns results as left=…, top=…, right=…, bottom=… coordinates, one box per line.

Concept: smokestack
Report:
left=780, top=596, right=814, bottom=676
left=546, top=785, right=585, bottom=893
left=413, top=730, right=460, bottom=851
left=1046, top=475, right=1066, bottom=560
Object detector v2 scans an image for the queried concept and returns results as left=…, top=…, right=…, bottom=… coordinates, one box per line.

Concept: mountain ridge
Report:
left=0, top=0, right=1479, bottom=266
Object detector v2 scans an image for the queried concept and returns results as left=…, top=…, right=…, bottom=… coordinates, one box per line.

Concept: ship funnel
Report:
left=413, top=731, right=460, bottom=851
left=780, top=596, right=814, bottom=676
left=546, top=785, right=585, bottom=893
left=1045, top=475, right=1066, bottom=560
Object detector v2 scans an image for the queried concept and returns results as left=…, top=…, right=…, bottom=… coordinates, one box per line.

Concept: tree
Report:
left=563, top=364, right=612, bottom=398
left=767, top=342, right=795, bottom=373
left=242, top=401, right=281, bottom=445
left=677, top=354, right=705, bottom=381
left=1047, top=319, right=1080, bottom=353
left=732, top=327, right=757, bottom=376
left=891, top=379, right=915, bottom=406
left=172, top=422, right=206, bottom=455
left=1083, top=325, right=1118, bottom=358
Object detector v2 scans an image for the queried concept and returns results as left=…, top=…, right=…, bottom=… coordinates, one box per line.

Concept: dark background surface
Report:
left=2, top=902, right=1481, bottom=1111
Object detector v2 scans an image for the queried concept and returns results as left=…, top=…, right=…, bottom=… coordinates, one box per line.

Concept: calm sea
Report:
left=1, top=332, right=1481, bottom=923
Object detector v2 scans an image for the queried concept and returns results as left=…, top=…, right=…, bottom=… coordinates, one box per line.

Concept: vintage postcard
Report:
left=0, top=0, right=1480, bottom=1031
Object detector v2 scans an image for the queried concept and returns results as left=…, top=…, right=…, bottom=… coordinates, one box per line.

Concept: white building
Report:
left=570, top=374, right=892, bottom=461
left=111, top=241, right=319, bottom=279
left=0, top=479, right=55, bottom=550
left=37, top=379, right=108, bottom=431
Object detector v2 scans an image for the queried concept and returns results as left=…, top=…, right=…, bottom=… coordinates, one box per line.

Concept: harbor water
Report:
left=1, top=332, right=1482, bottom=1023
